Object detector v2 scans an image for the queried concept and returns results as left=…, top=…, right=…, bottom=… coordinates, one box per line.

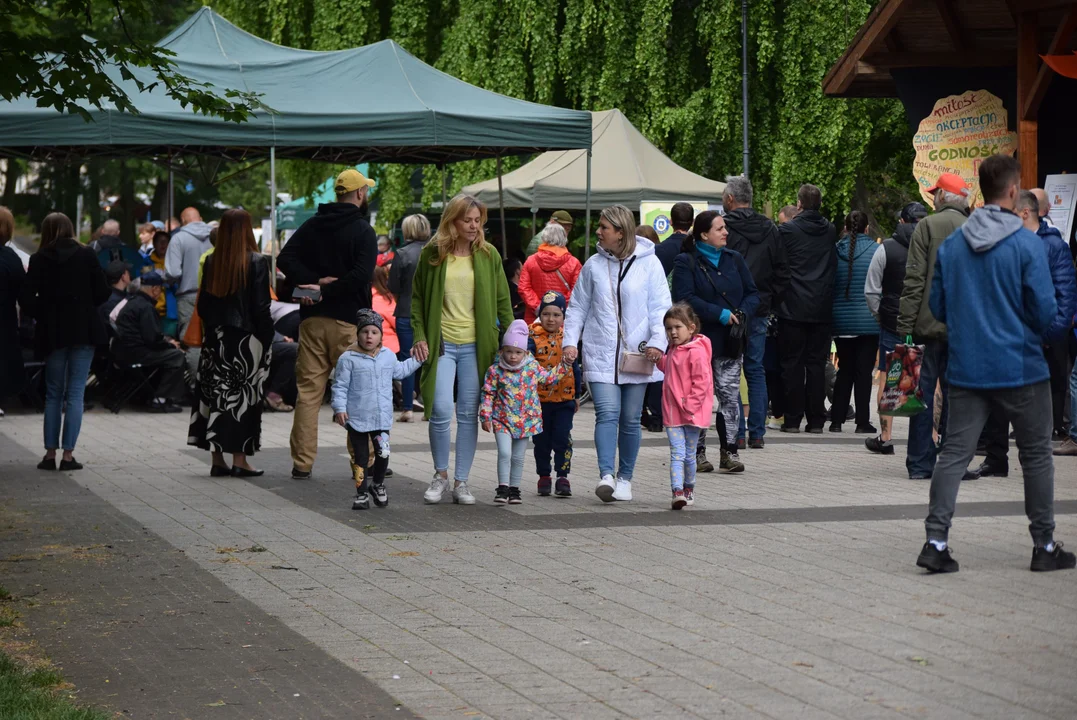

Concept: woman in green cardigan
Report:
left=411, top=194, right=514, bottom=505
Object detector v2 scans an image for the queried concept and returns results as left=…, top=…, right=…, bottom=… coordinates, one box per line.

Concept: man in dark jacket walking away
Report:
left=113, top=271, right=185, bottom=413
left=897, top=174, right=970, bottom=478
left=655, top=202, right=695, bottom=276
left=775, top=184, right=837, bottom=433
left=864, top=202, right=927, bottom=454
left=277, top=169, right=378, bottom=479
left=917, top=153, right=1075, bottom=574
left=723, top=175, right=789, bottom=447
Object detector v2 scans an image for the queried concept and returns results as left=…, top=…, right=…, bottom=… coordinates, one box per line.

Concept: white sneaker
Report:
left=399, top=410, right=414, bottom=423
left=452, top=481, right=476, bottom=505
left=424, top=473, right=448, bottom=504
left=612, top=478, right=633, bottom=502
left=595, top=474, right=617, bottom=503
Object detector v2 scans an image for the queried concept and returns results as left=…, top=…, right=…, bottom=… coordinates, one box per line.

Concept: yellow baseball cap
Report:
left=335, top=169, right=376, bottom=194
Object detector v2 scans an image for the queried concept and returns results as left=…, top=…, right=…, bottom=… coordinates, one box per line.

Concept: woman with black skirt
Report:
left=187, top=209, right=274, bottom=476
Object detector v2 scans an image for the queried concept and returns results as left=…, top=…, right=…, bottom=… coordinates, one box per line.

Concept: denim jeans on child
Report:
left=533, top=400, right=574, bottom=477
left=43, top=345, right=95, bottom=452
left=396, top=317, right=417, bottom=411
left=589, top=382, right=647, bottom=479
left=666, top=426, right=702, bottom=490
left=495, top=431, right=528, bottom=487
left=429, top=342, right=480, bottom=481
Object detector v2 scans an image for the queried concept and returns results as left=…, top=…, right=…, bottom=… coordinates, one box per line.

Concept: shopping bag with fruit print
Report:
left=878, top=340, right=927, bottom=417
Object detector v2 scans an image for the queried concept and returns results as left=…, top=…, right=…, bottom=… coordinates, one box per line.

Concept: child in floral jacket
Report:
left=480, top=319, right=567, bottom=505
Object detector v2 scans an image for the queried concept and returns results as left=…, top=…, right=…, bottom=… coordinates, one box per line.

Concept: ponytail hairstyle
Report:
left=842, top=210, right=869, bottom=299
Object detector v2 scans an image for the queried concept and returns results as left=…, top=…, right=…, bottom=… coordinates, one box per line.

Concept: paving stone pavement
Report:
left=0, top=404, right=1075, bottom=720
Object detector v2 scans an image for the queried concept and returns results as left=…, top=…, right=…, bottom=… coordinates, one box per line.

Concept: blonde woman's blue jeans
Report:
left=429, top=342, right=479, bottom=481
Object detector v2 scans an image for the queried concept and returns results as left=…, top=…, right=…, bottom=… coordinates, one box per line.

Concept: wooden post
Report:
left=1016, top=11, right=1039, bottom=188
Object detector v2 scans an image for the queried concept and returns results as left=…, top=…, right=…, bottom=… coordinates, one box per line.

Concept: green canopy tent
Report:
left=0, top=8, right=593, bottom=256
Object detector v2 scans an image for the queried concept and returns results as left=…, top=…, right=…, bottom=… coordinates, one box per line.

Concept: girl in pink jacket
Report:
left=656, top=303, right=714, bottom=510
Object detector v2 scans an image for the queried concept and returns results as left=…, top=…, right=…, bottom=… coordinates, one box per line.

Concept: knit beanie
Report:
left=502, top=319, right=530, bottom=350
left=538, top=290, right=567, bottom=316
left=355, top=308, right=383, bottom=332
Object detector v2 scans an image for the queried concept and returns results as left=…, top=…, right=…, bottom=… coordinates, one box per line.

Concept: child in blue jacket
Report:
left=332, top=309, right=422, bottom=510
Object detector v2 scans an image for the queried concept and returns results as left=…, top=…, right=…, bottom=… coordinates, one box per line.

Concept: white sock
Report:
left=1044, top=541, right=1055, bottom=552
left=929, top=539, right=947, bottom=551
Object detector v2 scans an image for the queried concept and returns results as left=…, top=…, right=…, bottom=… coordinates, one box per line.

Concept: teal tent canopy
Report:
left=0, top=8, right=591, bottom=164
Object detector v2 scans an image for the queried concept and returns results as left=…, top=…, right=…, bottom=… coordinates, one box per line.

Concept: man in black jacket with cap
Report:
left=723, top=175, right=789, bottom=448
left=113, top=270, right=185, bottom=413
left=775, top=184, right=837, bottom=433
left=277, top=168, right=378, bottom=479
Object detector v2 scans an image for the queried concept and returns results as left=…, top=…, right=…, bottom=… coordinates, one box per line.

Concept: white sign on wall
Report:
left=1043, top=174, right=1077, bottom=243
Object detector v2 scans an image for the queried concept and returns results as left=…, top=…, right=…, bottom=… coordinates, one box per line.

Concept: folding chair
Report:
left=104, top=361, right=160, bottom=414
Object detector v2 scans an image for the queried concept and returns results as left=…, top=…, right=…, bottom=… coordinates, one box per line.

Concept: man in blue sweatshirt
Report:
left=918, top=154, right=1075, bottom=574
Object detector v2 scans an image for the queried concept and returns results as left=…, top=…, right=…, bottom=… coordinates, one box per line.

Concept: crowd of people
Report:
left=2, top=155, right=1075, bottom=573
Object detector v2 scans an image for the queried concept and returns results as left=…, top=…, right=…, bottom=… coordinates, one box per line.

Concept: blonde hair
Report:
left=600, top=205, right=637, bottom=259
left=540, top=222, right=568, bottom=248
left=401, top=214, right=431, bottom=243
left=430, top=194, right=490, bottom=265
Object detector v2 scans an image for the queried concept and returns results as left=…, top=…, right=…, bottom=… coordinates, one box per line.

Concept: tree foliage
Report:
left=215, top=0, right=916, bottom=232
left=0, top=0, right=264, bottom=122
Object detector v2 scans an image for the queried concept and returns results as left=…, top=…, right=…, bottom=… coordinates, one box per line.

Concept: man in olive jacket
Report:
left=897, top=173, right=970, bottom=479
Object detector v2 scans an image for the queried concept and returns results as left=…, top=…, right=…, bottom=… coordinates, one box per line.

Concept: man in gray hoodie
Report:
left=165, top=207, right=213, bottom=392
left=165, top=207, right=213, bottom=337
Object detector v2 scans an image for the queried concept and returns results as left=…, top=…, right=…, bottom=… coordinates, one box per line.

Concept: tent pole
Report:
left=441, top=165, right=447, bottom=208
left=167, top=152, right=174, bottom=225
left=270, top=146, right=277, bottom=286
left=531, top=208, right=537, bottom=241
left=584, top=148, right=592, bottom=259
left=741, top=0, right=750, bottom=176
left=496, top=156, right=507, bottom=257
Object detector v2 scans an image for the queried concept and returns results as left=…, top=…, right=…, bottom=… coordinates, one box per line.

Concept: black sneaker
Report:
left=37, top=456, right=57, bottom=471
left=916, top=541, right=959, bottom=573
left=855, top=424, right=878, bottom=434
left=494, top=485, right=509, bottom=504
left=554, top=477, right=572, bottom=497
left=507, top=486, right=522, bottom=505
left=748, top=437, right=764, bottom=449
left=371, top=484, right=388, bottom=508
left=865, top=435, right=894, bottom=455
left=59, top=457, right=83, bottom=471
left=291, top=467, right=312, bottom=480
left=805, top=427, right=824, bottom=434
left=1031, top=542, right=1077, bottom=572
left=973, top=461, right=1008, bottom=478
left=537, top=476, right=552, bottom=496
left=352, top=492, right=371, bottom=510
left=780, top=425, right=801, bottom=434
left=147, top=399, right=182, bottom=414
left=384, top=468, right=394, bottom=478
left=829, top=423, right=842, bottom=433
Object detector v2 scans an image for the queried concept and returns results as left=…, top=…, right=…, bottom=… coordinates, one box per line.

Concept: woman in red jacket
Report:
left=518, top=222, right=582, bottom=324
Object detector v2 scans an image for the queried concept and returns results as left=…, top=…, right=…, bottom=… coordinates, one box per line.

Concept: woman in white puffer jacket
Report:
left=563, top=205, right=672, bottom=503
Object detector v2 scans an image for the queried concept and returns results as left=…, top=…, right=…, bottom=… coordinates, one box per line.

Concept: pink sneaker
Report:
left=672, top=489, right=687, bottom=510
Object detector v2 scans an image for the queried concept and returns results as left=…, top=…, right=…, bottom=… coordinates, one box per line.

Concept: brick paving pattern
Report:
left=1, top=404, right=1075, bottom=719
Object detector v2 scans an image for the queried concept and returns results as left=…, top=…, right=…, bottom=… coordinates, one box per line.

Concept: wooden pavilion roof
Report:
left=824, top=0, right=1077, bottom=99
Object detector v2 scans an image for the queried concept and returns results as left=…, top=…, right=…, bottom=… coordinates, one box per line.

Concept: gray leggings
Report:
left=713, top=356, right=743, bottom=451
left=495, top=432, right=528, bottom=487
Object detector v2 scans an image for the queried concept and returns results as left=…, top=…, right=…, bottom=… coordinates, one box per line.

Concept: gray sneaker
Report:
left=696, top=452, right=714, bottom=473
left=424, top=474, right=448, bottom=504
left=452, top=481, right=476, bottom=505
left=719, top=450, right=745, bottom=473
left=1054, top=437, right=1077, bottom=456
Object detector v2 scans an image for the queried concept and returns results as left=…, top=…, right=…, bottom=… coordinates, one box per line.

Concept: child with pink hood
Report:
left=655, top=303, right=714, bottom=510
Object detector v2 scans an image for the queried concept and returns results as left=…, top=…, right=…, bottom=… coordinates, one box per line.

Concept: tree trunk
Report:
left=86, top=159, right=102, bottom=231
left=854, top=174, right=881, bottom=240
left=1, top=160, right=22, bottom=206
left=119, top=161, right=136, bottom=245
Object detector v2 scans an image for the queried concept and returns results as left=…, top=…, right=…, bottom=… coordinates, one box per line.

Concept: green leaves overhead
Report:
left=219, top=0, right=913, bottom=229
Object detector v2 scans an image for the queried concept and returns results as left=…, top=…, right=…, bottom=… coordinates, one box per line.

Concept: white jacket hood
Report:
left=563, top=236, right=672, bottom=385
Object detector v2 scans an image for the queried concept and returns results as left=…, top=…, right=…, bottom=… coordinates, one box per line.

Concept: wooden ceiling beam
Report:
left=935, top=0, right=968, bottom=50
left=1023, top=5, right=1077, bottom=120
left=863, top=51, right=1016, bottom=68
left=1016, top=0, right=1077, bottom=11
left=823, top=0, right=910, bottom=95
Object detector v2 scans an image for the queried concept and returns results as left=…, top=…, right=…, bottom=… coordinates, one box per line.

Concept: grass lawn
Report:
left=0, top=583, right=110, bottom=720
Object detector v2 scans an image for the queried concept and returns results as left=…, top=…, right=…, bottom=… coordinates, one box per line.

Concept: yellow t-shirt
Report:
left=441, top=254, right=476, bottom=344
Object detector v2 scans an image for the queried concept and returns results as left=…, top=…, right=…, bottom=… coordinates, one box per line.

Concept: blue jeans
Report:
left=877, top=328, right=901, bottom=371
left=429, top=342, right=480, bottom=481
left=737, top=316, right=769, bottom=441
left=1069, top=357, right=1077, bottom=442
left=43, top=345, right=95, bottom=452
left=666, top=426, right=702, bottom=490
left=907, top=340, right=948, bottom=477
left=396, top=317, right=416, bottom=410
left=590, top=382, right=647, bottom=480
left=495, top=432, right=528, bottom=487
